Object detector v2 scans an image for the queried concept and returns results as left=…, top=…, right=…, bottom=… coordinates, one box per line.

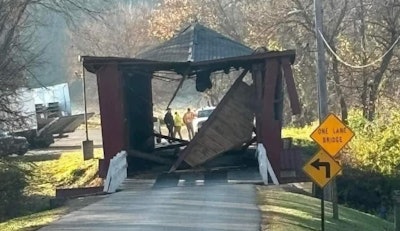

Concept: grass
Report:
left=0, top=148, right=104, bottom=230
left=282, top=124, right=319, bottom=158
left=23, top=148, right=104, bottom=196
left=77, top=114, right=101, bottom=129
left=257, top=186, right=394, bottom=231
left=0, top=208, right=67, bottom=231
left=282, top=123, right=317, bottom=141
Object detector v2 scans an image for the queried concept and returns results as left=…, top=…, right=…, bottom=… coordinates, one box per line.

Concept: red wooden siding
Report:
left=96, top=64, right=127, bottom=177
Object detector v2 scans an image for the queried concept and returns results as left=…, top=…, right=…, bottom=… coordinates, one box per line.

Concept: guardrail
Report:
left=103, top=151, right=128, bottom=193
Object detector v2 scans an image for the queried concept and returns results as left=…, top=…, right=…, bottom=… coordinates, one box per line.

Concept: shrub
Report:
left=0, top=160, right=30, bottom=221
left=282, top=124, right=318, bottom=157
left=347, top=109, right=400, bottom=175
left=337, top=166, right=397, bottom=216
left=338, top=108, right=400, bottom=219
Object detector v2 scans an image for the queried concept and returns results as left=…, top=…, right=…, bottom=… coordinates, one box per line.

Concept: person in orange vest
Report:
left=173, top=112, right=183, bottom=140
left=183, top=108, right=195, bottom=140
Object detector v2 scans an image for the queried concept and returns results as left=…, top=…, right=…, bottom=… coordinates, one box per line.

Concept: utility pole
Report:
left=314, top=0, right=338, bottom=220
left=82, top=59, right=89, bottom=141
left=79, top=56, right=93, bottom=160
left=314, top=0, right=328, bottom=128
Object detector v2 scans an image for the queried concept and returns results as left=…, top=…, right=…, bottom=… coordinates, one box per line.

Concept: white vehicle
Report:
left=3, top=83, right=88, bottom=148
left=193, top=106, right=216, bottom=133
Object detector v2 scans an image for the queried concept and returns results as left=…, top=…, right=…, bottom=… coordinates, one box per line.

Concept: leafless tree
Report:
left=0, top=0, right=107, bottom=129
left=65, top=0, right=158, bottom=113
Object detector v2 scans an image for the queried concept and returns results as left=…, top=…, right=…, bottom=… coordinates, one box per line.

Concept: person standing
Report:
left=173, top=111, right=183, bottom=140
left=183, top=108, right=195, bottom=140
left=164, top=108, right=174, bottom=143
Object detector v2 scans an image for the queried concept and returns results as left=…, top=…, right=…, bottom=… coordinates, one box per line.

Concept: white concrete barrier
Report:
left=256, top=143, right=279, bottom=185
left=103, top=151, right=128, bottom=193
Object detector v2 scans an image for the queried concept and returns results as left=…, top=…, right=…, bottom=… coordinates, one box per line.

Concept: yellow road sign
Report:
left=303, top=150, right=342, bottom=188
left=310, top=113, right=354, bottom=157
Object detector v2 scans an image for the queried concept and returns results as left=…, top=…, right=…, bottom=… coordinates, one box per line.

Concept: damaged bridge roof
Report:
left=83, top=23, right=295, bottom=74
left=136, top=23, right=254, bottom=63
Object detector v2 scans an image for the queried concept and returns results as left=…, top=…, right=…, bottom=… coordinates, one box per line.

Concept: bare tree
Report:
left=60, top=0, right=400, bottom=123
left=65, top=0, right=158, bottom=112
left=0, top=0, right=108, bottom=129
left=0, top=0, right=41, bottom=129
left=150, top=0, right=248, bottom=42
left=241, top=0, right=400, bottom=122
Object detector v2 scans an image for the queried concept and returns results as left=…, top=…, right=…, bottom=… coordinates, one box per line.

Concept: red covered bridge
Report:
left=83, top=23, right=307, bottom=184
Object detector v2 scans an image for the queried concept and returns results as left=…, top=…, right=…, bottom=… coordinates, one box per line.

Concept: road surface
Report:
left=51, top=129, right=103, bottom=148
left=36, top=128, right=262, bottom=230
left=40, top=179, right=261, bottom=231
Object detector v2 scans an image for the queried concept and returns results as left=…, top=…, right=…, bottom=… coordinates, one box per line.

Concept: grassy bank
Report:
left=0, top=208, right=67, bottom=231
left=77, top=114, right=101, bottom=129
left=24, top=148, right=104, bottom=196
left=0, top=148, right=103, bottom=230
left=282, top=123, right=317, bottom=141
left=258, top=186, right=393, bottom=231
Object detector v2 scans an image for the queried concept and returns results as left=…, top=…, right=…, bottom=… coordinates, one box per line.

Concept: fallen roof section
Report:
left=170, top=69, right=254, bottom=171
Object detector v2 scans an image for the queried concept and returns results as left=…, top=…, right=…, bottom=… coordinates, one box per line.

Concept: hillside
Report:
left=257, top=186, right=393, bottom=231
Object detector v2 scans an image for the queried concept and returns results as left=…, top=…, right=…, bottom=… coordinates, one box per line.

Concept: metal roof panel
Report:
left=137, top=23, right=253, bottom=62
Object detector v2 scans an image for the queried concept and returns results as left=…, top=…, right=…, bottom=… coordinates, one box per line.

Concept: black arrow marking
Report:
left=311, top=158, right=331, bottom=178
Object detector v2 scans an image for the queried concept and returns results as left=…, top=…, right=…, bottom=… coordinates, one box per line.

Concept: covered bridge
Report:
left=83, top=23, right=306, bottom=184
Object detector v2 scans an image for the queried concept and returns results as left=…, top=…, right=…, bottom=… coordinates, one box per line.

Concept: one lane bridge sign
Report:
left=310, top=113, right=354, bottom=157
left=303, top=149, right=342, bottom=188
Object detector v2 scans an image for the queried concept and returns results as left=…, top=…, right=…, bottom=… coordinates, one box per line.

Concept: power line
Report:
left=319, top=29, right=400, bottom=69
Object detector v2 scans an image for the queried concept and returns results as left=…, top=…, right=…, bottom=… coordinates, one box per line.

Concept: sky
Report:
left=29, top=12, right=69, bottom=88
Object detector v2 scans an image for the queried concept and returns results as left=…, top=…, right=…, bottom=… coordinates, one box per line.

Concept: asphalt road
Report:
left=48, top=125, right=189, bottom=149
left=36, top=127, right=262, bottom=230
left=35, top=127, right=262, bottom=230
left=22, top=129, right=103, bottom=156
left=51, top=129, right=103, bottom=148
left=40, top=182, right=261, bottom=231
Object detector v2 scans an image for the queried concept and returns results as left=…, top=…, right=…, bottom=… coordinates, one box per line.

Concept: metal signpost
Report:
left=303, top=113, right=354, bottom=231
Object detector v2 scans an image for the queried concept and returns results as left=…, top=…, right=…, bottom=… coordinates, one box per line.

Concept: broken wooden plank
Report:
left=154, top=142, right=188, bottom=152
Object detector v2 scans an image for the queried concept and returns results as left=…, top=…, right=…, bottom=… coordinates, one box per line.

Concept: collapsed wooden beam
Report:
left=240, top=136, right=257, bottom=152
left=154, top=142, right=188, bottom=152
left=127, top=149, right=173, bottom=165
left=153, top=133, right=190, bottom=144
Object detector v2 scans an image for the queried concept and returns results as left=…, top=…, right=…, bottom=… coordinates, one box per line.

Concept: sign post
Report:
left=303, top=113, right=354, bottom=230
